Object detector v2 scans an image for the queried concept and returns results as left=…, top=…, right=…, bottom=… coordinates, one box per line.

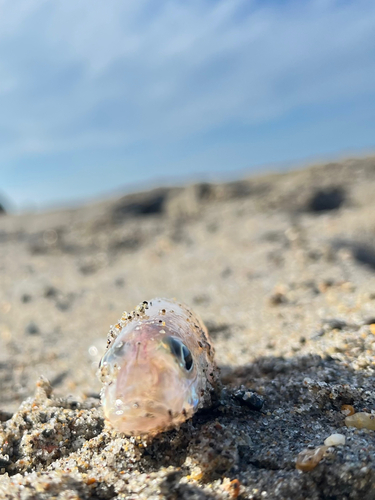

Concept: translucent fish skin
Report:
left=98, top=298, right=219, bottom=437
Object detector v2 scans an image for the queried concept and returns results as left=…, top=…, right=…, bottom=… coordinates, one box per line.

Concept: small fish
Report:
left=98, top=298, right=219, bottom=436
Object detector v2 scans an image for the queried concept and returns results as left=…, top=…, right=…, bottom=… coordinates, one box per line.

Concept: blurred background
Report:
left=1, top=0, right=375, bottom=413
left=1, top=0, right=375, bottom=211
left=2, top=4, right=375, bottom=496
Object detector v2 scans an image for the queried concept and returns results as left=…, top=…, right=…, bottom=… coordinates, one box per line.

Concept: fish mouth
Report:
left=101, top=344, right=198, bottom=435
left=104, top=396, right=189, bottom=436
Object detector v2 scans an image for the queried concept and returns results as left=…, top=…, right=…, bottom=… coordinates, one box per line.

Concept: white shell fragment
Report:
left=324, top=433, right=346, bottom=447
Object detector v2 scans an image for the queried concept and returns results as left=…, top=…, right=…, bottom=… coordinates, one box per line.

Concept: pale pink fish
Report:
left=98, top=298, right=219, bottom=436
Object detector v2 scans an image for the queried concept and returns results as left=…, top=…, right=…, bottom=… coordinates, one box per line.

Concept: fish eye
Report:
left=165, top=336, right=194, bottom=372
left=181, top=344, right=193, bottom=371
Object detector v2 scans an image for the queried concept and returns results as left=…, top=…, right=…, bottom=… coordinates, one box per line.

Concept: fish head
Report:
left=98, top=325, right=200, bottom=436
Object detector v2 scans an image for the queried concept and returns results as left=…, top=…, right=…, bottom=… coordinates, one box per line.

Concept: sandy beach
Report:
left=1, top=156, right=375, bottom=499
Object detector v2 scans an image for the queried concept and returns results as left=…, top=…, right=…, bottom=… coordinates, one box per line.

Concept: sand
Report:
left=1, top=156, right=375, bottom=499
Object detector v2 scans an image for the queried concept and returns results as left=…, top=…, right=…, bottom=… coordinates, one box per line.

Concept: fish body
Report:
left=98, top=298, right=218, bottom=436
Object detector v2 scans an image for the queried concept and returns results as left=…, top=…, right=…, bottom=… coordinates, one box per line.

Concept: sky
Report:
left=0, top=0, right=375, bottom=210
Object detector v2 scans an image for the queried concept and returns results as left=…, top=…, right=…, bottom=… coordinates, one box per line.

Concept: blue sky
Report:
left=1, top=0, right=375, bottom=210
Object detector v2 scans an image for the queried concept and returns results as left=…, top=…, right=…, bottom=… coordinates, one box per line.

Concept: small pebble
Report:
left=21, top=294, right=32, bottom=303
left=25, top=322, right=40, bottom=335
left=324, top=433, right=346, bottom=447
left=323, top=318, right=347, bottom=330
left=269, top=291, right=288, bottom=306
left=345, top=412, right=375, bottom=430
left=222, top=479, right=241, bottom=498
left=341, top=404, right=355, bottom=416
left=44, top=286, right=58, bottom=298
left=296, top=446, right=327, bottom=472
left=233, top=388, right=264, bottom=411
left=0, top=457, right=11, bottom=469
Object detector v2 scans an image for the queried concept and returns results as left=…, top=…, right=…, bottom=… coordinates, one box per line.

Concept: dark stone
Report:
left=21, top=294, right=32, bottom=303
left=269, top=291, right=288, bottom=306
left=42, top=428, right=54, bottom=438
left=79, top=258, right=100, bottom=275
left=333, top=240, right=375, bottom=272
left=233, top=387, right=264, bottom=411
left=159, top=470, right=182, bottom=495
left=112, top=188, right=170, bottom=222
left=44, top=286, right=58, bottom=298
left=0, top=456, right=11, bottom=468
left=352, top=244, right=375, bottom=271
left=323, top=318, right=347, bottom=330
left=196, top=182, right=214, bottom=201
left=0, top=410, right=13, bottom=422
left=308, top=187, right=346, bottom=212
left=25, top=322, right=40, bottom=335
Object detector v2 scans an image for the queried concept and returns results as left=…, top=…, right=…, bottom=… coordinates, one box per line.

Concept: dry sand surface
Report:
left=1, top=156, right=375, bottom=499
